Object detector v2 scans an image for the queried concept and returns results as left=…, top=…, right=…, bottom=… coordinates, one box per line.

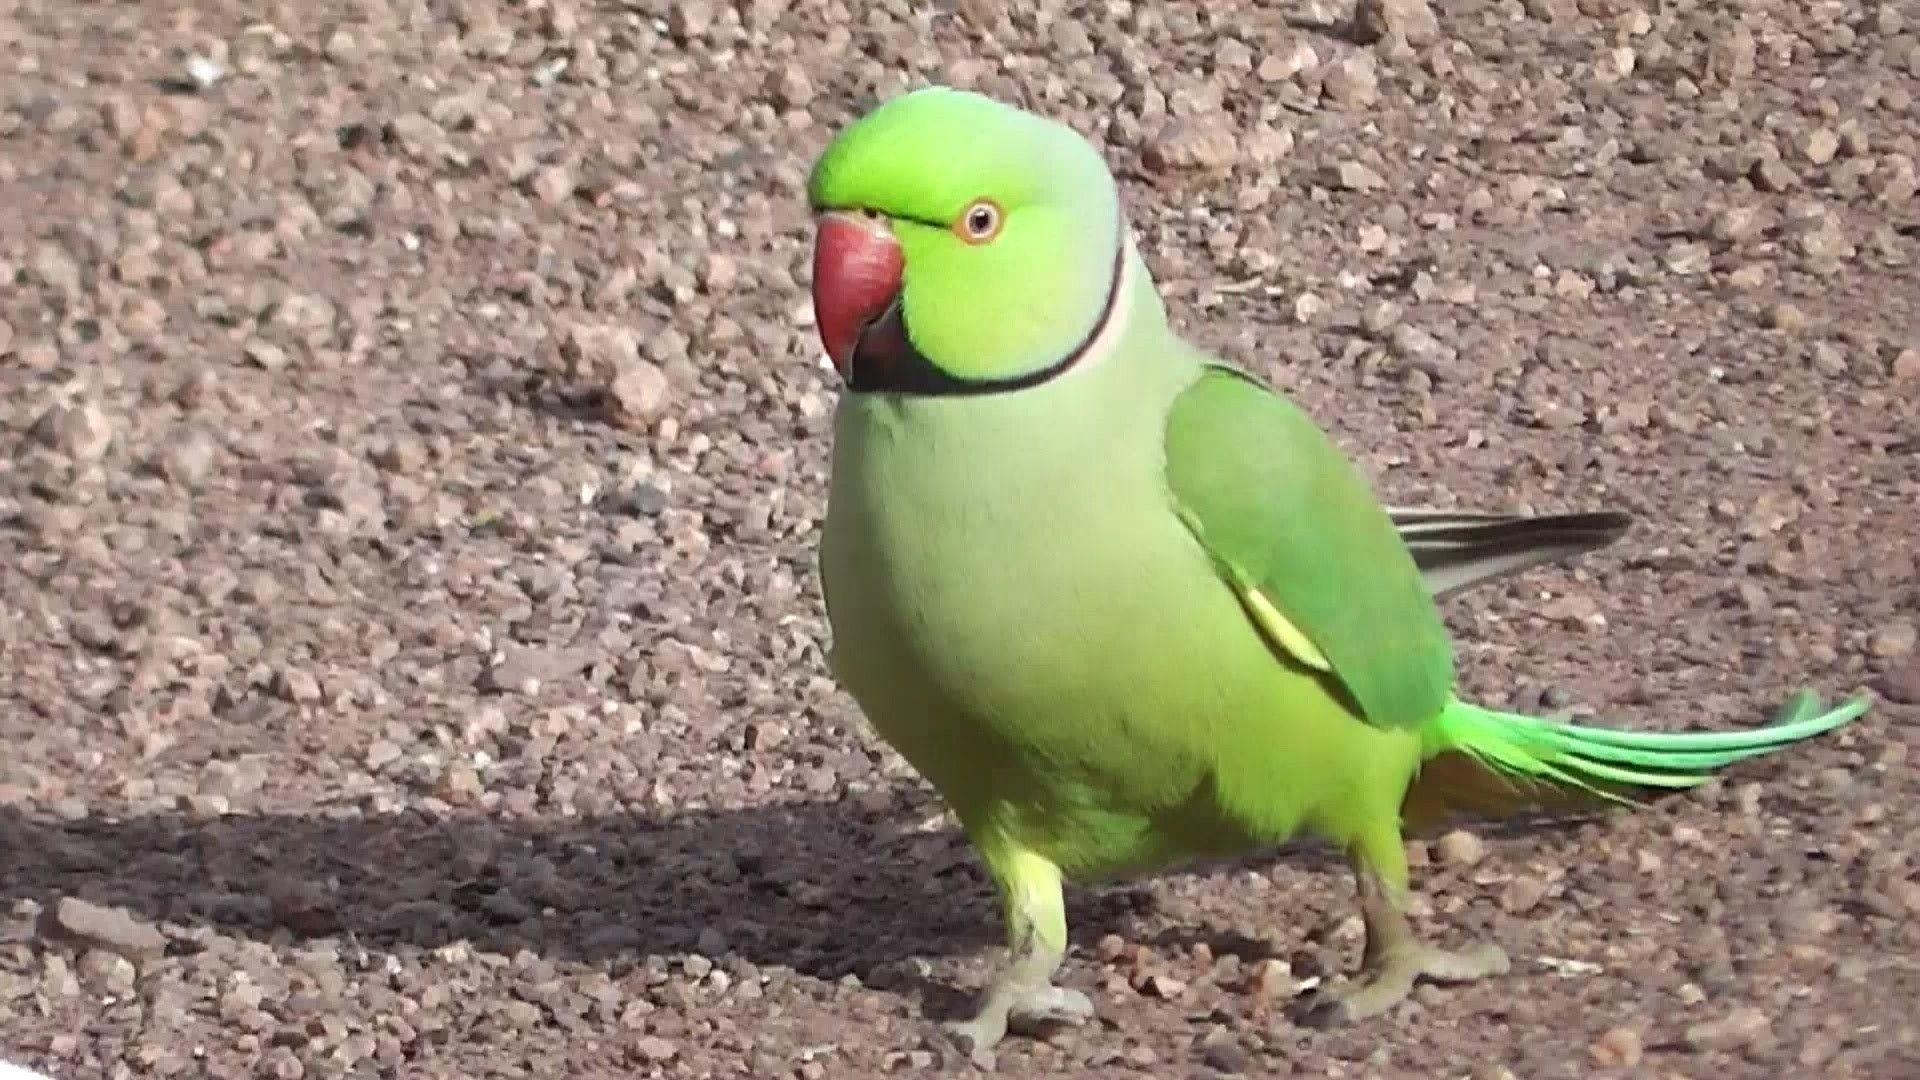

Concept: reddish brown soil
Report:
left=3, top=1, right=1918, bottom=1077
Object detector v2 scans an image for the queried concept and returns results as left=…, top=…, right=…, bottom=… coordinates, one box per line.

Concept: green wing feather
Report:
left=1163, top=363, right=1455, bottom=730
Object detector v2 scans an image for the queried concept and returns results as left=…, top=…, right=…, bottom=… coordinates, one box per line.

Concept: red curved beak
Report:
left=811, top=212, right=903, bottom=381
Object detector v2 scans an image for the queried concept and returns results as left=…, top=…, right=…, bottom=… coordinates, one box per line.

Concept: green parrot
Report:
left=802, top=86, right=1870, bottom=1051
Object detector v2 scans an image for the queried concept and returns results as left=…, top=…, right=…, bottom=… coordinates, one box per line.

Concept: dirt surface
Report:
left=3, top=0, right=1919, bottom=1077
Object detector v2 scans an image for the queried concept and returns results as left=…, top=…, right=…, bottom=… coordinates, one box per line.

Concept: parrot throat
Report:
left=847, top=210, right=1129, bottom=398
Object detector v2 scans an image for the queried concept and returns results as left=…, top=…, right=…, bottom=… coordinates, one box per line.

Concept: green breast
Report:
left=816, top=344, right=1419, bottom=878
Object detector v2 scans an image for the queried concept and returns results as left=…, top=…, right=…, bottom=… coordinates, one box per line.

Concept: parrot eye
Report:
left=956, top=199, right=1003, bottom=244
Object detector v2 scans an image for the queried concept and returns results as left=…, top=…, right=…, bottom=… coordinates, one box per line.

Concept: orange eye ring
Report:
left=954, top=199, right=1004, bottom=245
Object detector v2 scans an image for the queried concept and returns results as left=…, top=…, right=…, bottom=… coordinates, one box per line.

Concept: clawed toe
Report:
left=936, top=981, right=1094, bottom=1054
left=938, top=1016, right=1006, bottom=1056
left=1300, top=941, right=1511, bottom=1027
left=1007, top=985, right=1095, bottom=1036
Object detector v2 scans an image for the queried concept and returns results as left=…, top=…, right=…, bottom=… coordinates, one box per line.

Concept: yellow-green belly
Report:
left=818, top=382, right=1420, bottom=881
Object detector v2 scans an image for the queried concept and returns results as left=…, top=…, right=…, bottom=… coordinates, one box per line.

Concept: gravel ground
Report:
left=3, top=0, right=1919, bottom=1077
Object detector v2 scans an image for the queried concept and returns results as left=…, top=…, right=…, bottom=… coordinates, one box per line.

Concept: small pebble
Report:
left=1436, top=830, right=1487, bottom=868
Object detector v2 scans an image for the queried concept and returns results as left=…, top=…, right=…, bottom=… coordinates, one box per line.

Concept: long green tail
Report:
left=1405, top=690, right=1872, bottom=825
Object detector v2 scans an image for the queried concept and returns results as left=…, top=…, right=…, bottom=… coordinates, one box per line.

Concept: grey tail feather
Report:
left=1387, top=508, right=1633, bottom=601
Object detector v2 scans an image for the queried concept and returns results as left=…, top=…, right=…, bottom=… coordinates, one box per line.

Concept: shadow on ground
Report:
left=0, top=798, right=1248, bottom=976
left=1, top=796, right=1595, bottom=985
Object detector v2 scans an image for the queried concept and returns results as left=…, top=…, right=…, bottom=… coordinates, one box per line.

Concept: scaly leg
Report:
left=942, top=844, right=1094, bottom=1053
left=1305, top=833, right=1510, bottom=1025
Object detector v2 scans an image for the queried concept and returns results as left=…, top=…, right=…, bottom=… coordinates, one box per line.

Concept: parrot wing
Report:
left=1163, top=363, right=1456, bottom=730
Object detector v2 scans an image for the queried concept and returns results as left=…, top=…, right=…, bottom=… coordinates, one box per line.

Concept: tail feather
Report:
left=1387, top=508, right=1633, bottom=601
left=1403, top=690, right=1871, bottom=830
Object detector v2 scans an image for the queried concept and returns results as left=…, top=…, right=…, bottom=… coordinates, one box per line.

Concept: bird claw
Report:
left=1006, top=985, right=1095, bottom=1036
left=1299, top=941, right=1510, bottom=1027
left=936, top=1017, right=1004, bottom=1059
left=937, top=983, right=1095, bottom=1055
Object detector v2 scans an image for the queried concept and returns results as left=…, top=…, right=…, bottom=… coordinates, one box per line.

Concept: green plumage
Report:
left=1166, top=365, right=1455, bottom=730
left=805, top=86, right=1871, bottom=1047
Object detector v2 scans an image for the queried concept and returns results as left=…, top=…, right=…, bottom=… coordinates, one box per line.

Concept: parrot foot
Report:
left=1301, top=939, right=1510, bottom=1026
left=1007, top=984, right=1096, bottom=1035
left=937, top=1016, right=1005, bottom=1058
left=939, top=984, right=1094, bottom=1054
left=940, top=843, right=1081, bottom=1053
left=1300, top=854, right=1511, bottom=1026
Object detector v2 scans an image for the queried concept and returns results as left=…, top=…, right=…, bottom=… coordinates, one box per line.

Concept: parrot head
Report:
left=806, top=86, right=1126, bottom=395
